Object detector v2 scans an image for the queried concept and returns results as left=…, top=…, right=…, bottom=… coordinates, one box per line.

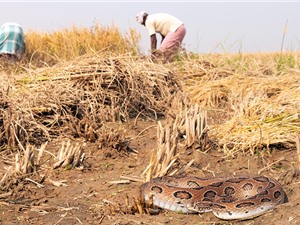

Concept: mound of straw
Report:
left=0, top=52, right=181, bottom=149
left=170, top=53, right=300, bottom=154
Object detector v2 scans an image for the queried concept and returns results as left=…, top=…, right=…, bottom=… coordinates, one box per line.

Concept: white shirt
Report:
left=145, top=13, right=183, bottom=37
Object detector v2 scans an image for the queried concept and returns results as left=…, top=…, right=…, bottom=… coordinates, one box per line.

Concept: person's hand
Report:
left=151, top=49, right=160, bottom=58
left=151, top=50, right=165, bottom=63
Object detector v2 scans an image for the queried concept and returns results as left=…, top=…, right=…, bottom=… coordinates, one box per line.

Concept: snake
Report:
left=139, top=175, right=288, bottom=220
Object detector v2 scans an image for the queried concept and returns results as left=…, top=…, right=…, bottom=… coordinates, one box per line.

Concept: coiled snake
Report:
left=140, top=175, right=287, bottom=220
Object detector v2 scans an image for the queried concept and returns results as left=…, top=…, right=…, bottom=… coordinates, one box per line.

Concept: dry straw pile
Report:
left=0, top=52, right=181, bottom=150
left=172, top=53, right=300, bottom=155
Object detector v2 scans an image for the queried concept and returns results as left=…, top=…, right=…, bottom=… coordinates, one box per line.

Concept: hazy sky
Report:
left=1, top=1, right=300, bottom=54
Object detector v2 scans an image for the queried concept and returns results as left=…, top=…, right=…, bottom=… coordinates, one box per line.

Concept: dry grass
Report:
left=171, top=52, right=300, bottom=154
left=0, top=52, right=181, bottom=152
left=142, top=104, right=208, bottom=181
left=53, top=140, right=85, bottom=169
left=0, top=139, right=85, bottom=189
left=24, top=23, right=140, bottom=67
left=296, top=135, right=300, bottom=170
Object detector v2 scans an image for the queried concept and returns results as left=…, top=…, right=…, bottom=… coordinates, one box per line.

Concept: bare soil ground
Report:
left=0, top=117, right=299, bottom=225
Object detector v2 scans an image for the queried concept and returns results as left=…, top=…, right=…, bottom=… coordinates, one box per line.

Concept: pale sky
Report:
left=1, top=1, right=300, bottom=54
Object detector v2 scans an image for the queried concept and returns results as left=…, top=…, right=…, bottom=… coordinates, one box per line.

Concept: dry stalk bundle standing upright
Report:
left=142, top=120, right=180, bottom=182
left=53, top=139, right=85, bottom=169
left=16, top=145, right=35, bottom=174
left=0, top=142, right=47, bottom=187
left=183, top=104, right=208, bottom=150
left=4, top=148, right=35, bottom=183
left=142, top=105, right=208, bottom=182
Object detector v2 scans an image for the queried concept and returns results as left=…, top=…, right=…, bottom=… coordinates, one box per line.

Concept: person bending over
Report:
left=136, top=11, right=186, bottom=62
left=0, top=22, right=26, bottom=62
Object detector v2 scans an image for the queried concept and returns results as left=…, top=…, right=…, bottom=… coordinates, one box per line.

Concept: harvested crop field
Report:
left=0, top=51, right=300, bottom=225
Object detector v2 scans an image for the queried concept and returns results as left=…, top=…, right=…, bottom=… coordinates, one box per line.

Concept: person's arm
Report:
left=160, top=34, right=165, bottom=43
left=150, top=34, right=157, bottom=53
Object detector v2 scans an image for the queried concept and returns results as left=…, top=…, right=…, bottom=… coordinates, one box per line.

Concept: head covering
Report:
left=136, top=11, right=147, bottom=24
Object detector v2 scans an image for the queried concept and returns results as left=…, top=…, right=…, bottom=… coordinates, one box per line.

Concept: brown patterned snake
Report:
left=140, top=175, right=288, bottom=220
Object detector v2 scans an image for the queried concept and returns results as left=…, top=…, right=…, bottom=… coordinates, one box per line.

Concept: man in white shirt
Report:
left=136, top=11, right=186, bottom=62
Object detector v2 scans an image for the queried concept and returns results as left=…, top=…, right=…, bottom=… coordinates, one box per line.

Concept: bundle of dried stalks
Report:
left=53, top=140, right=85, bottom=169
left=166, top=93, right=209, bottom=150
left=183, top=104, right=208, bottom=149
left=0, top=143, right=46, bottom=187
left=142, top=120, right=180, bottom=182
left=141, top=104, right=208, bottom=181
left=16, top=145, right=35, bottom=174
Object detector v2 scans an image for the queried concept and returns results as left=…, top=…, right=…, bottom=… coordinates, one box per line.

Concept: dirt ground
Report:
left=0, top=117, right=300, bottom=225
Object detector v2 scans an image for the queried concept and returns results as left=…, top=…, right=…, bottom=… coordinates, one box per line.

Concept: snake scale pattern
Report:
left=140, top=175, right=288, bottom=220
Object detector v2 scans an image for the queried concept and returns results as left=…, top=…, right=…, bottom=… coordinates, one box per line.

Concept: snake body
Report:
left=140, top=175, right=287, bottom=220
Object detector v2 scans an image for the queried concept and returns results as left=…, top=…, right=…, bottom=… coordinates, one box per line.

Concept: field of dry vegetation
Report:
left=0, top=25, right=300, bottom=225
